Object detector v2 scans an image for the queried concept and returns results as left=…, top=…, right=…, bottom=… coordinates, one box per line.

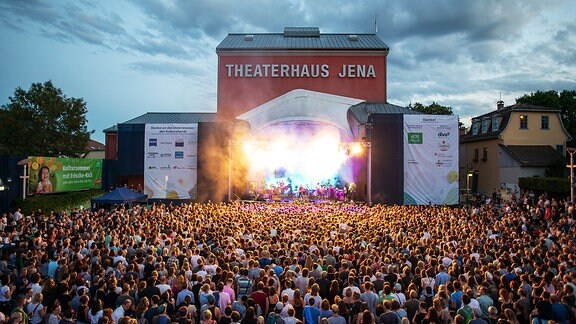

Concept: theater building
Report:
left=216, top=27, right=412, bottom=204
left=104, top=27, right=436, bottom=205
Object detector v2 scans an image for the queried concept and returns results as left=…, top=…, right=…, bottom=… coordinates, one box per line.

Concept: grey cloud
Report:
left=129, top=38, right=192, bottom=59
left=548, top=24, right=576, bottom=65
left=128, top=60, right=208, bottom=77
left=0, top=1, right=127, bottom=46
left=1, top=0, right=574, bottom=129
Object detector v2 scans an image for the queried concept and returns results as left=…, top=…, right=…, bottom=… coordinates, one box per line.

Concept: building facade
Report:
left=216, top=27, right=389, bottom=120
left=101, top=27, right=455, bottom=205
left=461, top=101, right=570, bottom=195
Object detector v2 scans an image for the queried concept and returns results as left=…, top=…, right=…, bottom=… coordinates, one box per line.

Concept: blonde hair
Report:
left=32, top=293, right=43, bottom=303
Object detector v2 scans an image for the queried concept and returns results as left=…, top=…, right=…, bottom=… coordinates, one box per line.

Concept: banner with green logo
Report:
left=403, top=115, right=459, bottom=205
left=27, top=156, right=103, bottom=195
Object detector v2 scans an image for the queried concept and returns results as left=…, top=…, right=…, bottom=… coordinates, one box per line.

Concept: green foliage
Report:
left=408, top=102, right=454, bottom=115
left=545, top=157, right=567, bottom=177
left=516, top=89, right=576, bottom=146
left=518, top=177, right=570, bottom=194
left=0, top=81, right=93, bottom=157
left=14, top=189, right=103, bottom=215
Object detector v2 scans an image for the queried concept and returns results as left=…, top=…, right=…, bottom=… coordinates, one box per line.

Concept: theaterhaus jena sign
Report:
left=225, top=63, right=377, bottom=78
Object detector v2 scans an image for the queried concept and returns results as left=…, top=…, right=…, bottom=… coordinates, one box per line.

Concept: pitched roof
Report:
left=348, top=102, right=423, bottom=124
left=461, top=103, right=562, bottom=142
left=500, top=144, right=565, bottom=167
left=121, top=112, right=218, bottom=125
left=217, top=27, right=389, bottom=52
left=86, top=139, right=105, bottom=151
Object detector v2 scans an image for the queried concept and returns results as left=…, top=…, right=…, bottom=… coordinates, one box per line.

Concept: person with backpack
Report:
left=420, top=287, right=434, bottom=310
left=456, top=295, right=475, bottom=324
left=265, top=302, right=285, bottom=324
left=378, top=300, right=400, bottom=324
left=26, top=293, right=45, bottom=324
left=10, top=294, right=29, bottom=324
left=152, top=305, right=171, bottom=324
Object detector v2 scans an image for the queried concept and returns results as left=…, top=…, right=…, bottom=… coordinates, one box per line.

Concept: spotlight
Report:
left=350, top=143, right=363, bottom=155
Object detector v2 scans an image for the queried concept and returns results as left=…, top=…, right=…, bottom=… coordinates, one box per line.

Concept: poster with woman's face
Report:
left=27, top=156, right=103, bottom=195
left=29, top=157, right=57, bottom=194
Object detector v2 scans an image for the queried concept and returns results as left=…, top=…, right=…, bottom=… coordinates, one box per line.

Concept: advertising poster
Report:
left=144, top=124, right=198, bottom=199
left=403, top=115, right=459, bottom=205
left=27, top=156, right=102, bottom=195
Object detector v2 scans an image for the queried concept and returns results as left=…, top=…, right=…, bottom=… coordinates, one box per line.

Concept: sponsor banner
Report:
left=28, top=157, right=102, bottom=195
left=403, top=115, right=459, bottom=205
left=144, top=124, right=198, bottom=199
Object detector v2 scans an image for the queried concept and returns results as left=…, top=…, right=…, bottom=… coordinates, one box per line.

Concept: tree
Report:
left=516, top=89, right=576, bottom=147
left=408, top=102, right=454, bottom=115
left=0, top=81, right=93, bottom=157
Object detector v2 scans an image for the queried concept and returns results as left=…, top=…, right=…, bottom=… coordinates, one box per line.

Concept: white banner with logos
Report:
left=404, top=115, right=459, bottom=205
left=144, top=124, right=198, bottom=199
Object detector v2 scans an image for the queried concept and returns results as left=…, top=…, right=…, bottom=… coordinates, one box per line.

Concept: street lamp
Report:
left=466, top=169, right=475, bottom=204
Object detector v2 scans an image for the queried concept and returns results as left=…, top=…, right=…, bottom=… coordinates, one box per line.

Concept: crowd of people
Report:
left=0, top=192, right=575, bottom=324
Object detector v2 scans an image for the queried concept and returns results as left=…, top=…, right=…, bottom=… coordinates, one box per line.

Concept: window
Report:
left=473, top=148, right=479, bottom=162
left=557, top=145, right=564, bottom=153
left=481, top=119, right=490, bottom=133
left=519, top=115, right=528, bottom=129
left=541, top=115, right=549, bottom=129
left=492, top=116, right=500, bottom=131
left=472, top=121, right=479, bottom=135
left=482, top=147, right=488, bottom=161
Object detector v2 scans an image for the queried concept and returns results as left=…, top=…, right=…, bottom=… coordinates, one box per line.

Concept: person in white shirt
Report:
left=155, top=276, right=171, bottom=295
left=13, top=208, right=23, bottom=222
left=190, top=249, right=202, bottom=268
left=281, top=280, right=295, bottom=303
left=303, top=284, right=322, bottom=309
left=111, top=299, right=132, bottom=324
left=342, top=277, right=361, bottom=297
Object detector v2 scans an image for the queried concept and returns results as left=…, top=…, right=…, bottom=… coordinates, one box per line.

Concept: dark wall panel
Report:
left=117, top=124, right=145, bottom=175
left=369, top=114, right=403, bottom=205
left=0, top=156, right=25, bottom=214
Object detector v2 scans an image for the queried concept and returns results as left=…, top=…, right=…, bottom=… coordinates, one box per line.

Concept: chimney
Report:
left=497, top=100, right=504, bottom=110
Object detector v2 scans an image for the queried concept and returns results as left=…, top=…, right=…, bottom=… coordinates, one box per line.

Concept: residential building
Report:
left=460, top=101, right=571, bottom=195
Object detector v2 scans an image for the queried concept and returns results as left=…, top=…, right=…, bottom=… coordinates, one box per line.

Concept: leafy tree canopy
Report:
left=408, top=102, right=454, bottom=115
left=0, top=81, right=93, bottom=157
left=516, top=89, right=576, bottom=146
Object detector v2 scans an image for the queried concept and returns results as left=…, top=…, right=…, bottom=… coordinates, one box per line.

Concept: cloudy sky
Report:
left=1, top=0, right=575, bottom=142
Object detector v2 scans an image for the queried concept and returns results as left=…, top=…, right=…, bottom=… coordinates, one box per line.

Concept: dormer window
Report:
left=481, top=119, right=490, bottom=133
left=472, top=121, right=480, bottom=135
left=492, top=116, right=500, bottom=131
